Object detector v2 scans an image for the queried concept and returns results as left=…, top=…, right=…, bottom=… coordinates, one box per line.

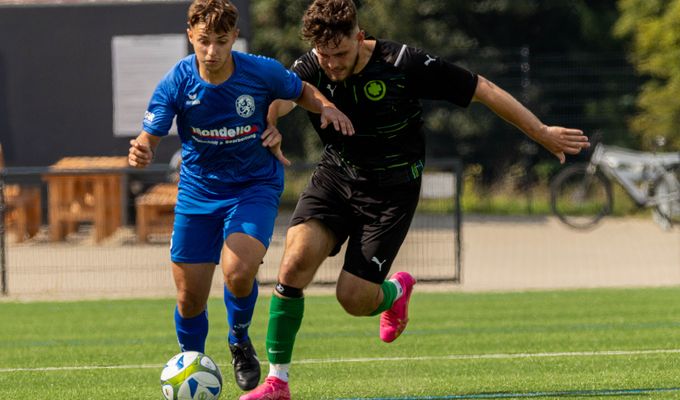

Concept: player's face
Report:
left=187, top=23, right=238, bottom=74
left=315, top=31, right=363, bottom=82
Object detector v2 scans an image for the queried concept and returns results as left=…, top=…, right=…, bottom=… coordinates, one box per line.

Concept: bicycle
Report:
left=549, top=138, right=680, bottom=230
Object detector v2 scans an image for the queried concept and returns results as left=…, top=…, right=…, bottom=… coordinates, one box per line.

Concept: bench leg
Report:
left=28, top=194, right=41, bottom=237
left=136, top=205, right=149, bottom=244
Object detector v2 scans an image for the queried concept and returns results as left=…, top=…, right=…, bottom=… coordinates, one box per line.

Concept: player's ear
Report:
left=186, top=26, right=194, bottom=43
left=356, top=29, right=365, bottom=41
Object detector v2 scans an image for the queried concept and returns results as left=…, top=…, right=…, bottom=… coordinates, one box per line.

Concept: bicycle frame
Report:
left=588, top=143, right=680, bottom=208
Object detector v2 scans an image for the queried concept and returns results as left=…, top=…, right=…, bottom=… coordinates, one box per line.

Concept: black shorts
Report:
left=289, top=165, right=421, bottom=283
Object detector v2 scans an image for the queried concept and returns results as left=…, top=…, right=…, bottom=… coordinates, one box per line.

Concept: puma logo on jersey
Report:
left=327, top=84, right=337, bottom=97
left=371, top=257, right=387, bottom=271
left=424, top=54, right=437, bottom=66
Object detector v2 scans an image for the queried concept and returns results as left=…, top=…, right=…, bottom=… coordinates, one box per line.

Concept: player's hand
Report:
left=262, top=124, right=291, bottom=167
left=128, top=139, right=154, bottom=168
left=319, top=106, right=355, bottom=136
left=538, top=126, right=590, bottom=164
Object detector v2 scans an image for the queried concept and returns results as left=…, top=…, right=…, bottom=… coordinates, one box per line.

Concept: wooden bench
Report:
left=43, top=156, right=127, bottom=242
left=1, top=143, right=42, bottom=242
left=135, top=183, right=177, bottom=243
left=4, top=185, right=42, bottom=243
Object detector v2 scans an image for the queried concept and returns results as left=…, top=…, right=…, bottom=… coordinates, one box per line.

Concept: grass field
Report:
left=2, top=287, right=680, bottom=399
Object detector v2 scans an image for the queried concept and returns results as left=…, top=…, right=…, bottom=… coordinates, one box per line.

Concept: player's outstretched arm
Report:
left=294, top=82, right=355, bottom=136
left=268, top=99, right=297, bottom=119
left=128, top=131, right=162, bottom=168
left=472, top=75, right=590, bottom=164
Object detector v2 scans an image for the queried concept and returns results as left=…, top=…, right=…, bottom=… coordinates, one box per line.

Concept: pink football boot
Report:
left=379, top=271, right=416, bottom=343
left=239, top=376, right=291, bottom=400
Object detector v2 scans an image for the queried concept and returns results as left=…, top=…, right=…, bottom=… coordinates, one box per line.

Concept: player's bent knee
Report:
left=223, top=269, right=257, bottom=297
left=176, top=294, right=206, bottom=318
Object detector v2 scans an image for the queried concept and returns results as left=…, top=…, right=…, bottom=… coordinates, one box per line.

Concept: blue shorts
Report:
left=170, top=185, right=281, bottom=264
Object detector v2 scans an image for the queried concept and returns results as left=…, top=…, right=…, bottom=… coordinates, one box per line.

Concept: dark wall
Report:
left=0, top=0, right=250, bottom=166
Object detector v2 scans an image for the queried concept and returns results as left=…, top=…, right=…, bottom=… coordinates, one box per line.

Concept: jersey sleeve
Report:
left=264, top=58, right=303, bottom=101
left=142, top=72, right=179, bottom=137
left=290, top=51, right=319, bottom=84
left=398, top=45, right=478, bottom=107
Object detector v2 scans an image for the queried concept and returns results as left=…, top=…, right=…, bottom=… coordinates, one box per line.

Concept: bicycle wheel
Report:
left=550, top=163, right=613, bottom=229
left=653, top=167, right=680, bottom=225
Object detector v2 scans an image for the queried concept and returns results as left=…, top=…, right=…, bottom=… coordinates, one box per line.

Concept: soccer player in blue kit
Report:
left=127, top=0, right=353, bottom=392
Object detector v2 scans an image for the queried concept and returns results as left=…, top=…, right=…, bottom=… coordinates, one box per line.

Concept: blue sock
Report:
left=224, top=280, right=258, bottom=345
left=174, top=307, right=208, bottom=353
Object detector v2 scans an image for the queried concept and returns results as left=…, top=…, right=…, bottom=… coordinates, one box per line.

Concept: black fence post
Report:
left=0, top=170, right=6, bottom=296
left=453, top=159, right=463, bottom=283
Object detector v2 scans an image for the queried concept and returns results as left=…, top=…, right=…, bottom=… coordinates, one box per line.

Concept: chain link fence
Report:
left=0, top=160, right=462, bottom=298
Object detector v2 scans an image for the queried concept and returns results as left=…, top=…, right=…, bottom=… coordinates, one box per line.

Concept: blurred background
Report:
left=0, top=0, right=678, bottom=299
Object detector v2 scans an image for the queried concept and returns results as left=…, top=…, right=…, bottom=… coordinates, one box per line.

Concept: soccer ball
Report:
left=161, top=351, right=222, bottom=400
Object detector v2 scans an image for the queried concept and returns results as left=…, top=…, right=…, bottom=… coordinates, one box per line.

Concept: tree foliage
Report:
left=615, top=0, right=680, bottom=149
left=250, top=0, right=630, bottom=182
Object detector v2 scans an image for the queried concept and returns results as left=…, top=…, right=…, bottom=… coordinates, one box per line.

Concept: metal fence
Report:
left=0, top=159, right=462, bottom=298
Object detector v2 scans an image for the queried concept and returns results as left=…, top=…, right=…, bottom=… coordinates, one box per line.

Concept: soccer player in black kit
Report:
left=242, top=1, right=590, bottom=398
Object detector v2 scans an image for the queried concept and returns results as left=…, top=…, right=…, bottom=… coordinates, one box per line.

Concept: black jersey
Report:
left=291, top=39, right=478, bottom=184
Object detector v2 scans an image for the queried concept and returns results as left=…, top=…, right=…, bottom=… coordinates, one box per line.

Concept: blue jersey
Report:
left=143, top=52, right=303, bottom=214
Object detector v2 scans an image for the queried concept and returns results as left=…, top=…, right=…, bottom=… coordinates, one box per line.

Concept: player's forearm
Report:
left=267, top=99, right=296, bottom=126
left=293, top=82, right=335, bottom=114
left=472, top=75, right=547, bottom=142
left=136, top=131, right=162, bottom=154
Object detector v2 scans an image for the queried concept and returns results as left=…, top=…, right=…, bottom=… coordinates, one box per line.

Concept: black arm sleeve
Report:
left=397, top=45, right=478, bottom=107
left=290, top=51, right=320, bottom=85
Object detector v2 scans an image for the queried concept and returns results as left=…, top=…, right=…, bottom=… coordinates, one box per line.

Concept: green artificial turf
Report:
left=1, top=287, right=680, bottom=399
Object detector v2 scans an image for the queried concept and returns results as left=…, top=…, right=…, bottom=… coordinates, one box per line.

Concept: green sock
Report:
left=266, top=295, right=304, bottom=364
left=369, top=280, right=397, bottom=316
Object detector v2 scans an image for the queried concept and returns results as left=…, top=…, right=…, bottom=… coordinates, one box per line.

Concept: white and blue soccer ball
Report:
left=161, top=351, right=222, bottom=400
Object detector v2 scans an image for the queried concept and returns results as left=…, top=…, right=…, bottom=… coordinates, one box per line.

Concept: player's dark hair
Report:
left=302, top=0, right=358, bottom=48
left=187, top=0, right=238, bottom=33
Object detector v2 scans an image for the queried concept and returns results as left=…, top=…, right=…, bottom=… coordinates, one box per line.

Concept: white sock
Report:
left=390, top=278, right=404, bottom=300
left=268, top=363, right=290, bottom=382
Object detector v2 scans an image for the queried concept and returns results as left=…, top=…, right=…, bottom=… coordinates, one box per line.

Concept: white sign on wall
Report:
left=112, top=34, right=187, bottom=137
left=112, top=35, right=248, bottom=137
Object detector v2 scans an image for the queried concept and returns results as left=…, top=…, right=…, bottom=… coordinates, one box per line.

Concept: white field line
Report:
left=1, top=348, right=680, bottom=373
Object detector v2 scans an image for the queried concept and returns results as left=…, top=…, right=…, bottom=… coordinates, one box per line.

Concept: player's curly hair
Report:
left=301, top=0, right=358, bottom=48
left=187, top=0, right=239, bottom=33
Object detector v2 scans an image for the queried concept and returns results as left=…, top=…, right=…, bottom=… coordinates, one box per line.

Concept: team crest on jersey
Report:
left=364, top=80, right=386, bottom=101
left=235, top=94, right=256, bottom=118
